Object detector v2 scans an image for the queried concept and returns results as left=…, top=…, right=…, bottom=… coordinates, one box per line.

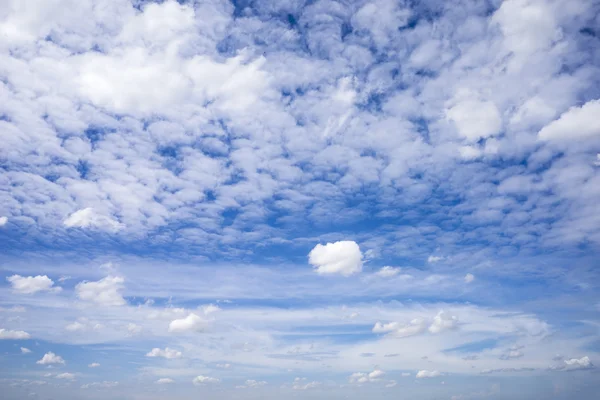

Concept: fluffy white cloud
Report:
left=375, top=266, right=401, bottom=278
left=37, top=352, right=65, bottom=365
left=55, top=372, right=75, bottom=380
left=241, top=379, right=267, bottom=388
left=146, top=347, right=182, bottom=359
left=373, top=318, right=428, bottom=338
left=429, top=311, right=459, bottom=334
left=563, top=356, right=593, bottom=370
left=63, top=208, right=123, bottom=231
left=156, top=378, right=175, bottom=384
left=168, top=313, right=207, bottom=333
left=126, top=323, right=142, bottom=336
left=65, top=319, right=103, bottom=332
left=192, top=375, right=220, bottom=385
left=81, top=381, right=119, bottom=389
left=6, top=275, right=61, bottom=294
left=21, top=347, right=31, bottom=353
left=0, top=216, right=7, bottom=226
left=88, top=363, right=100, bottom=368
left=292, top=378, right=320, bottom=390
left=0, top=328, right=31, bottom=340
left=75, top=276, right=126, bottom=306
left=349, top=368, right=385, bottom=384
left=308, top=241, right=363, bottom=276
left=538, top=100, right=600, bottom=141
left=464, top=273, right=475, bottom=284
left=446, top=96, right=502, bottom=142
left=416, top=370, right=441, bottom=378
left=427, top=256, right=444, bottom=263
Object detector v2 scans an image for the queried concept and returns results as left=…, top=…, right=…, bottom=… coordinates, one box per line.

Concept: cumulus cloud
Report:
left=561, top=356, right=593, bottom=370
left=88, top=363, right=100, bottom=368
left=464, top=273, right=475, bottom=284
left=146, top=347, right=182, bottom=359
left=168, top=313, right=208, bottom=333
left=6, top=275, right=61, bottom=294
left=539, top=100, right=600, bottom=141
left=21, top=347, right=32, bottom=353
left=63, top=208, right=123, bottom=231
left=192, top=375, right=220, bottom=385
left=375, top=266, right=401, bottom=277
left=427, top=256, right=444, bottom=263
left=446, top=95, right=502, bottom=142
left=292, top=378, right=321, bottom=390
left=373, top=318, right=428, bottom=338
left=0, top=328, right=31, bottom=340
left=238, top=379, right=267, bottom=388
left=416, top=370, right=441, bottom=378
left=156, top=378, right=175, bottom=384
left=81, top=381, right=118, bottom=389
left=37, top=352, right=65, bottom=365
left=308, top=241, right=363, bottom=276
left=0, top=216, right=7, bottom=226
left=349, top=369, right=385, bottom=384
left=55, top=372, right=75, bottom=380
left=75, top=276, right=126, bottom=306
left=429, top=311, right=459, bottom=334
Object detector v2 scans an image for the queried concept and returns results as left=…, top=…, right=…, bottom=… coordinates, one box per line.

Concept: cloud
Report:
left=65, top=319, right=103, bottom=332
left=55, top=372, right=75, bottom=380
left=539, top=100, right=600, bottom=141
left=464, top=273, right=475, bottom=284
left=63, top=208, right=123, bottom=231
left=0, top=216, right=7, bottom=226
left=81, top=381, right=119, bottom=389
left=292, top=378, right=321, bottom=390
left=192, top=375, right=220, bottom=385
left=21, top=347, right=31, bottom=353
left=427, top=256, right=444, bottom=263
left=446, top=95, right=502, bottom=142
left=75, top=276, right=126, bottom=306
left=349, top=368, right=385, bottom=384
left=6, top=275, right=61, bottom=294
left=36, top=352, right=65, bottom=365
left=239, top=379, right=267, bottom=388
left=375, top=266, right=401, bottom=278
left=88, top=363, right=100, bottom=368
left=168, top=313, right=208, bottom=333
left=562, top=356, right=593, bottom=370
left=0, top=328, right=31, bottom=340
left=308, top=241, right=363, bottom=276
left=156, top=378, right=175, bottom=384
left=373, top=318, right=428, bottom=338
left=146, top=347, right=182, bottom=359
left=416, top=370, right=441, bottom=378
left=429, top=311, right=459, bottom=334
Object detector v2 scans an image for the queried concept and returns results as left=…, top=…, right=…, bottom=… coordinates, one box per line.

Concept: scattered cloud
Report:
left=464, top=274, right=475, bottom=284
left=308, top=241, right=363, bottom=276
left=155, top=378, right=175, bottom=384
left=88, top=363, right=100, bottom=368
left=192, top=375, right=220, bottom=385
left=416, top=370, right=441, bottom=379
left=6, top=275, right=61, bottom=294
left=168, top=313, right=208, bottom=333
left=36, top=352, right=65, bottom=365
left=75, top=276, right=126, bottom=306
left=0, top=328, right=31, bottom=340
left=146, top=348, right=182, bottom=359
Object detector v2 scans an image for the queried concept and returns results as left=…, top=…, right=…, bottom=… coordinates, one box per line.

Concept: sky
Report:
left=0, top=0, right=599, bottom=399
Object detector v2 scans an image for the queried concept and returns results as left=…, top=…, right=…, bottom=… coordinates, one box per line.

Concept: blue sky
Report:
left=0, top=0, right=599, bottom=398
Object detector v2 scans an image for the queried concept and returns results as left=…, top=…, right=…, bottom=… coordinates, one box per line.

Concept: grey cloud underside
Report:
left=0, top=0, right=599, bottom=266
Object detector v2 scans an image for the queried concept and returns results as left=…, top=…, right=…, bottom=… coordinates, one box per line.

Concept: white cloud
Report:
left=416, top=370, right=441, bottom=378
left=216, top=363, right=231, bottom=369
left=375, top=266, right=401, bottom=278
left=75, top=276, right=126, bottom=306
left=55, top=372, right=75, bottom=380
left=563, top=356, right=593, bottom=370
left=88, top=363, right=100, bottom=368
left=385, top=380, right=397, bottom=388
left=446, top=97, right=502, bottom=142
left=126, top=323, right=142, bottom=336
left=464, top=273, right=475, bottom=284
left=0, top=328, right=31, bottom=340
left=308, top=241, right=363, bottom=276
left=349, top=369, right=385, bottom=384
left=21, top=347, right=31, bottom=353
left=155, top=378, right=175, bottom=384
left=427, top=256, right=444, bottom=263
left=292, top=378, right=320, bottom=390
left=241, top=379, right=267, bottom=388
left=37, top=352, right=65, bottom=365
left=168, top=313, right=207, bottom=333
left=538, top=99, right=600, bottom=141
left=0, top=216, right=7, bottom=226
left=63, top=208, right=123, bottom=231
left=146, top=347, right=182, bottom=359
left=81, top=381, right=119, bottom=389
left=65, top=319, right=103, bottom=332
left=6, top=275, right=61, bottom=294
left=429, top=311, right=459, bottom=334
left=192, top=375, right=220, bottom=385
left=373, top=318, right=428, bottom=338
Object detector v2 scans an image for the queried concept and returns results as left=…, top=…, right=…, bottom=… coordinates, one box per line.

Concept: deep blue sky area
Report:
left=0, top=0, right=599, bottom=399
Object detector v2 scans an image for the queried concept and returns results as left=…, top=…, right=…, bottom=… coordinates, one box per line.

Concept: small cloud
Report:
left=192, top=375, right=220, bottom=385
left=155, top=378, right=174, bottom=384
left=385, top=380, right=397, bottom=387
left=464, top=273, right=475, bottom=284
left=216, top=363, right=231, bottom=369
left=0, top=216, right=7, bottom=226
left=375, top=266, right=401, bottom=278
left=416, top=370, right=441, bottom=378
left=126, top=323, right=142, bottom=336
left=6, top=275, right=61, bottom=294
left=146, top=347, right=182, bottom=359
left=428, top=311, right=459, bottom=334
left=75, top=276, right=126, bottom=307
left=55, top=372, right=75, bottom=380
left=308, top=241, right=363, bottom=276
left=88, top=363, right=100, bottom=368
left=37, top=352, right=65, bottom=365
left=562, top=356, right=593, bottom=370
left=427, top=255, right=444, bottom=263
left=64, top=208, right=122, bottom=231
left=168, top=313, right=208, bottom=333
left=0, top=328, right=31, bottom=340
left=21, top=347, right=32, bottom=354
left=349, top=368, right=385, bottom=384
left=360, top=352, right=375, bottom=357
